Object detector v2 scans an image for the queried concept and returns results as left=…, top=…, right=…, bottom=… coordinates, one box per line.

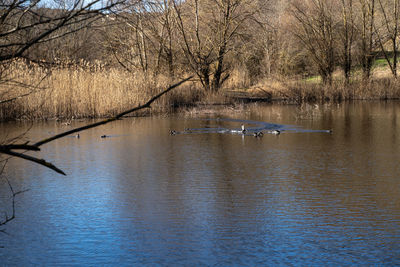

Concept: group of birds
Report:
left=72, top=124, right=332, bottom=139
left=72, top=134, right=109, bottom=138
left=241, top=124, right=280, bottom=137
left=73, top=125, right=281, bottom=138
left=170, top=125, right=281, bottom=137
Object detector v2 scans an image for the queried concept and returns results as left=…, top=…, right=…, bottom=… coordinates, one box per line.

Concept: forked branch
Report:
left=34, top=76, right=193, bottom=147
left=0, top=76, right=193, bottom=175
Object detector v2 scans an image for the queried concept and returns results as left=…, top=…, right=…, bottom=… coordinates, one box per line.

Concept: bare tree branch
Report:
left=0, top=144, right=40, bottom=151
left=0, top=0, right=125, bottom=62
left=1, top=149, right=66, bottom=175
left=0, top=76, right=193, bottom=175
left=0, top=160, right=30, bottom=227
left=34, top=75, right=193, bottom=147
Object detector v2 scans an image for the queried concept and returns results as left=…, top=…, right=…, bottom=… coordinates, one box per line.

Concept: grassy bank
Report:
left=251, top=77, right=400, bottom=104
left=241, top=59, right=400, bottom=104
left=1, top=60, right=400, bottom=121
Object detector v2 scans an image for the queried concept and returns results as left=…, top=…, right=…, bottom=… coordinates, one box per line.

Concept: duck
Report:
left=253, top=131, right=263, bottom=137
left=101, top=135, right=108, bottom=138
left=170, top=130, right=177, bottom=135
left=271, top=130, right=280, bottom=135
left=75, top=134, right=80, bottom=138
left=241, top=125, right=246, bottom=134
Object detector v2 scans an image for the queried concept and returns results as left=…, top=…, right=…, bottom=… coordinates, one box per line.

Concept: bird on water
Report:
left=253, top=131, right=263, bottom=137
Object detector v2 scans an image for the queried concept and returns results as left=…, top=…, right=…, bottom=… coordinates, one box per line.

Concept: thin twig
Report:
left=1, top=150, right=66, bottom=175
left=0, top=160, right=13, bottom=227
left=0, top=173, right=30, bottom=228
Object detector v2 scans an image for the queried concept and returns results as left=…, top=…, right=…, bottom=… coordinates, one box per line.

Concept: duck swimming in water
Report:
left=253, top=131, right=263, bottom=137
left=101, top=135, right=108, bottom=138
left=270, top=130, right=280, bottom=135
left=170, top=130, right=177, bottom=135
left=230, top=125, right=246, bottom=134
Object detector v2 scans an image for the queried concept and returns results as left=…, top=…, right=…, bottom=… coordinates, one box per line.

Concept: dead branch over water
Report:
left=0, top=76, right=192, bottom=175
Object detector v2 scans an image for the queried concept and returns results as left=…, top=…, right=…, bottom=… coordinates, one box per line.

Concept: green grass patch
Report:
left=304, top=75, right=321, bottom=83
left=373, top=58, right=389, bottom=68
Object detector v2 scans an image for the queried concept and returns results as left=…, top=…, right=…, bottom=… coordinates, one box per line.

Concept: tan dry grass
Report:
left=2, top=60, right=400, bottom=121
left=223, top=63, right=400, bottom=103
left=251, top=74, right=400, bottom=103
left=0, top=60, right=198, bottom=120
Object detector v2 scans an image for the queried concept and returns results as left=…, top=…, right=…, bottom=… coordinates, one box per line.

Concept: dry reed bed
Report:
left=0, top=61, right=200, bottom=120
left=2, top=60, right=400, bottom=121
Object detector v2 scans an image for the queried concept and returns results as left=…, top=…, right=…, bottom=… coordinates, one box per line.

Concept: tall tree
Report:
left=104, top=0, right=178, bottom=77
left=339, top=0, right=356, bottom=84
left=289, top=0, right=336, bottom=84
left=375, top=0, right=400, bottom=78
left=0, top=0, right=123, bottom=63
left=357, top=0, right=376, bottom=79
left=173, top=0, right=256, bottom=91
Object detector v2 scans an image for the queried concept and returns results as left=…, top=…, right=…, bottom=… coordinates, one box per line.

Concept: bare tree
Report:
left=173, top=0, right=256, bottom=91
left=146, top=0, right=177, bottom=77
left=289, top=0, right=336, bottom=84
left=0, top=0, right=123, bottom=62
left=101, top=1, right=150, bottom=73
left=375, top=0, right=400, bottom=78
left=339, top=0, right=356, bottom=84
left=357, top=0, right=376, bottom=79
left=103, top=0, right=179, bottom=77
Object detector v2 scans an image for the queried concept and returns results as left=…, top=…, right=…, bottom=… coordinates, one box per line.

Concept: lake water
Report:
left=1, top=101, right=400, bottom=265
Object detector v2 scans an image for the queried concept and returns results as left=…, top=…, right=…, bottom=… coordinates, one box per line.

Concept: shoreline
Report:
left=2, top=97, right=400, bottom=123
left=1, top=61, right=400, bottom=121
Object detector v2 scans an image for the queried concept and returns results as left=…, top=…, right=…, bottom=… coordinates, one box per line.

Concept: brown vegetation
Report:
left=2, top=59, right=400, bottom=121
left=2, top=0, right=400, bottom=121
left=0, top=60, right=201, bottom=120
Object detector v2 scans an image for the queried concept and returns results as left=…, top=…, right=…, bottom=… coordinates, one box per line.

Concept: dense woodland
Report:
left=1, top=0, right=400, bottom=120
